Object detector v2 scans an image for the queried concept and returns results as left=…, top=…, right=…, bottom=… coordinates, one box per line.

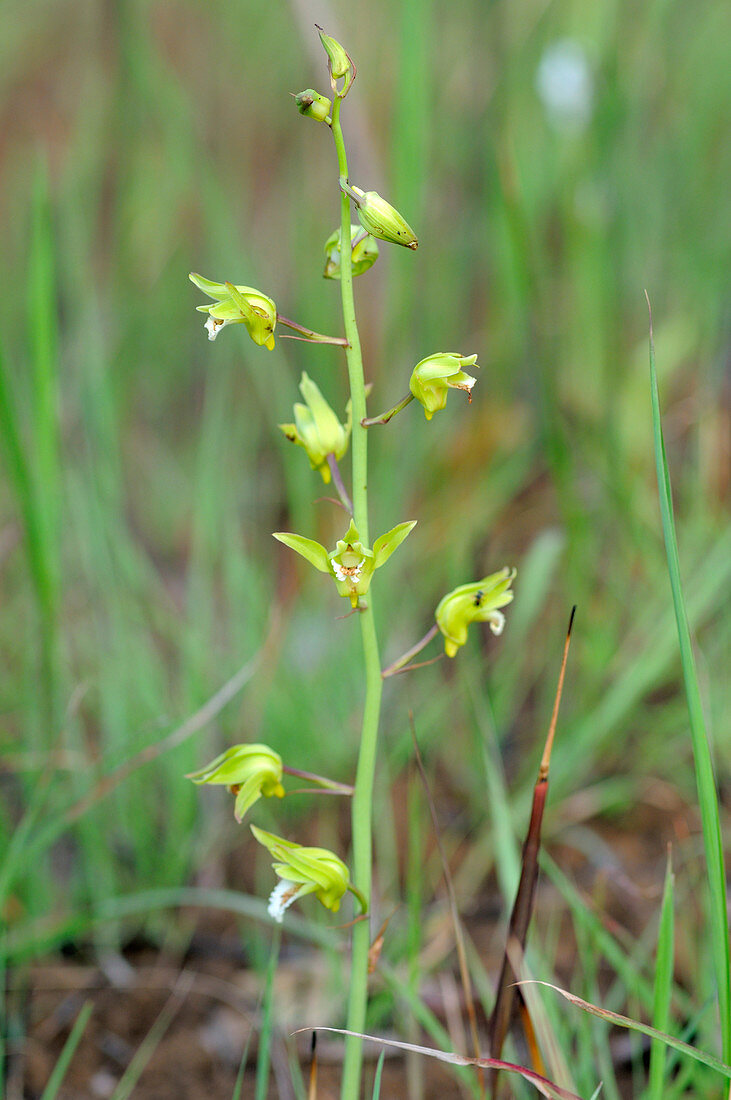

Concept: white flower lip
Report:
left=331, top=557, right=365, bottom=582
left=267, top=878, right=305, bottom=923
left=205, top=315, right=224, bottom=341
left=488, top=610, right=506, bottom=636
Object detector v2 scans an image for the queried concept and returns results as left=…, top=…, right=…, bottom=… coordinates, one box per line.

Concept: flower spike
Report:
left=186, top=744, right=284, bottom=822
left=435, top=568, right=516, bottom=657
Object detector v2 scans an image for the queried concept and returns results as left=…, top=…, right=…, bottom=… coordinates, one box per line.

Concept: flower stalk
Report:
left=330, top=92, right=384, bottom=1100
left=326, top=454, right=353, bottom=514
left=188, top=30, right=514, bottom=1100
left=276, top=314, right=349, bottom=346
left=361, top=391, right=415, bottom=427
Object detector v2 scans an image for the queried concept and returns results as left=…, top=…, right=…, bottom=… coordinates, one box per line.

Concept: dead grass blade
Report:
left=522, top=980, right=731, bottom=1081
left=293, top=1027, right=583, bottom=1099
left=487, top=608, right=575, bottom=1096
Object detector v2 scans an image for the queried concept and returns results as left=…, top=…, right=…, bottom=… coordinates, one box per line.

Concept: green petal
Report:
left=208, top=300, right=245, bottom=321
left=413, top=355, right=463, bottom=382
left=273, top=532, right=331, bottom=573
left=373, top=520, right=417, bottom=568
left=339, top=519, right=361, bottom=545
left=225, top=282, right=257, bottom=323
left=233, top=775, right=264, bottom=822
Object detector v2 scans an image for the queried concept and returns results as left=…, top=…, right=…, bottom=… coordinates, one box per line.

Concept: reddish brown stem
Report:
left=487, top=607, right=576, bottom=1097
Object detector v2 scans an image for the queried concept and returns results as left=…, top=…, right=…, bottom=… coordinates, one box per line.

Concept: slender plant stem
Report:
left=331, top=94, right=383, bottom=1100
left=282, top=764, right=354, bottom=794
left=362, top=391, right=415, bottom=426
left=381, top=623, right=439, bottom=677
left=277, top=313, right=349, bottom=346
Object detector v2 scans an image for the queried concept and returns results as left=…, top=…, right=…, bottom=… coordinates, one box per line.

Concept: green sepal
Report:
left=189, top=272, right=229, bottom=298
left=373, top=520, right=417, bottom=568
left=273, top=531, right=331, bottom=573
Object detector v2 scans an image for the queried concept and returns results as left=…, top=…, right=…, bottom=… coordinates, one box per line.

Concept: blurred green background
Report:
left=1, top=0, right=729, bottom=961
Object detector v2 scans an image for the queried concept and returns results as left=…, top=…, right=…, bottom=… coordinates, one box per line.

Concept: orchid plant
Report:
left=187, top=26, right=515, bottom=1100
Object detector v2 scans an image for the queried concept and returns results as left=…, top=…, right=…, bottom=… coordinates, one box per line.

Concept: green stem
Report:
left=331, top=94, right=383, bottom=1100
left=362, top=391, right=415, bottom=427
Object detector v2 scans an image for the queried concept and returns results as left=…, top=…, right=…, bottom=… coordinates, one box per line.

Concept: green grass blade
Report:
left=0, top=936, right=6, bottom=1086
left=648, top=851, right=675, bottom=1098
left=109, top=975, right=192, bottom=1100
left=465, top=667, right=521, bottom=901
left=27, top=162, right=61, bottom=729
left=647, top=301, right=731, bottom=1059
left=230, top=1017, right=255, bottom=1100
left=371, top=1050, right=386, bottom=1099
left=0, top=332, right=57, bottom=738
left=531, top=981, right=731, bottom=1080
left=255, top=926, right=281, bottom=1100
left=39, top=1000, right=93, bottom=1100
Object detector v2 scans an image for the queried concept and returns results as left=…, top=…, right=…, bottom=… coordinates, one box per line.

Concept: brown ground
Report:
left=4, top=794, right=700, bottom=1098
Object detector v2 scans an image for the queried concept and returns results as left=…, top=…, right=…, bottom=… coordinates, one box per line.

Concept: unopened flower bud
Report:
left=278, top=372, right=351, bottom=483
left=323, top=225, right=379, bottom=279
left=316, top=25, right=352, bottom=82
left=293, top=88, right=332, bottom=123
left=435, top=569, right=516, bottom=657
left=351, top=186, right=418, bottom=250
left=410, top=352, right=479, bottom=419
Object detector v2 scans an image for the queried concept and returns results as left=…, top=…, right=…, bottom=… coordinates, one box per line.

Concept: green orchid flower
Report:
left=186, top=743, right=284, bottom=822
left=190, top=273, right=277, bottom=349
left=279, top=372, right=352, bottom=483
left=251, top=825, right=366, bottom=922
left=323, top=224, right=379, bottom=279
left=273, top=518, right=416, bottom=608
left=435, top=568, right=516, bottom=657
left=409, top=352, right=479, bottom=420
